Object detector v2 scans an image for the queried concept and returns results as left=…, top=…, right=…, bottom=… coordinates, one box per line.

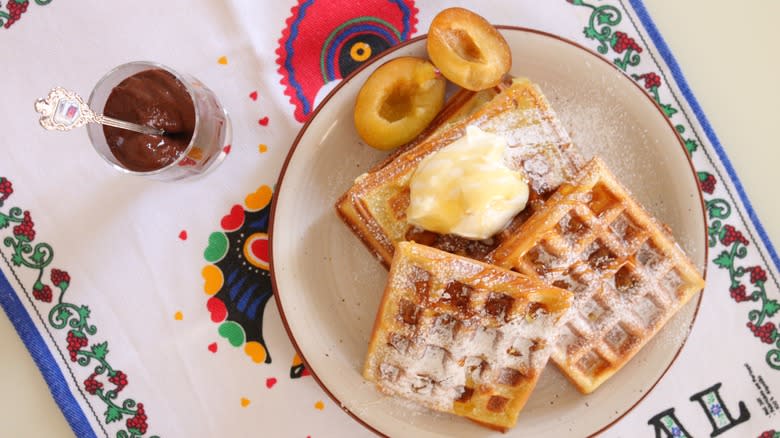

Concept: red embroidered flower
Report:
left=109, top=371, right=128, bottom=392
left=126, top=403, right=148, bottom=434
left=749, top=266, right=768, bottom=284
left=613, top=31, right=643, bottom=54
left=12, top=210, right=35, bottom=241
left=32, top=284, right=52, bottom=302
left=758, top=430, right=775, bottom=438
left=729, top=284, right=750, bottom=302
left=65, top=330, right=88, bottom=362
left=640, top=72, right=661, bottom=89
left=699, top=173, right=716, bottom=194
left=3, top=0, right=29, bottom=29
left=0, top=177, right=12, bottom=201
left=84, top=373, right=103, bottom=395
left=50, top=269, right=71, bottom=288
left=747, top=321, right=776, bottom=344
left=721, top=225, right=749, bottom=246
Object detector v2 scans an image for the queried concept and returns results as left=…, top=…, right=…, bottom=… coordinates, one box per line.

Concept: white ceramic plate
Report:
left=271, top=27, right=706, bottom=437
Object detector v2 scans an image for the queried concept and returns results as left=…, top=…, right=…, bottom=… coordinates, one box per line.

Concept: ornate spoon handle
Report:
left=34, top=87, right=164, bottom=136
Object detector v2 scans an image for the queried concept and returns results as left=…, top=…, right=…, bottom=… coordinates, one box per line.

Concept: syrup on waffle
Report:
left=491, top=157, right=705, bottom=394
left=363, top=241, right=572, bottom=431
left=336, top=78, right=583, bottom=267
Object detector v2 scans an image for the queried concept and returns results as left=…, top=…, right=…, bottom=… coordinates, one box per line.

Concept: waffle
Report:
left=336, top=78, right=584, bottom=267
left=490, top=157, right=705, bottom=394
left=363, top=241, right=572, bottom=431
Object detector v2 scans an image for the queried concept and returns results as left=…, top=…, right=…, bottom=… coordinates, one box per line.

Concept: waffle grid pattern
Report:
left=492, top=158, right=705, bottom=393
left=364, top=242, right=571, bottom=430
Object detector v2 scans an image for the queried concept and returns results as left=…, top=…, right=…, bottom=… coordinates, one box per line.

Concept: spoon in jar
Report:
left=34, top=87, right=165, bottom=136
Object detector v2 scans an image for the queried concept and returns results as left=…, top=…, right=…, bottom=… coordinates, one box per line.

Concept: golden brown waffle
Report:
left=490, top=157, right=705, bottom=394
left=336, top=78, right=583, bottom=267
left=363, top=241, right=572, bottom=431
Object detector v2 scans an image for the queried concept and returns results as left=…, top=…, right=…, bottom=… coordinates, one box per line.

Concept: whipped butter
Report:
left=407, top=126, right=529, bottom=239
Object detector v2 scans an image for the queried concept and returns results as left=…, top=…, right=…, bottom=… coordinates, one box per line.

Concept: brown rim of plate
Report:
left=269, top=25, right=708, bottom=438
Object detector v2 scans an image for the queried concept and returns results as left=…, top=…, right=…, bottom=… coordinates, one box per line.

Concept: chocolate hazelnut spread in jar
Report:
left=86, top=61, right=231, bottom=180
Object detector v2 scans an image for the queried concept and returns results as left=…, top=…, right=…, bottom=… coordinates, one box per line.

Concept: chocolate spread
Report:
left=103, top=69, right=195, bottom=172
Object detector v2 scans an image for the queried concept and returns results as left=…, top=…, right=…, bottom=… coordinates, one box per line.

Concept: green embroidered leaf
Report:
left=598, top=14, right=612, bottom=24
left=33, top=280, right=43, bottom=291
left=675, top=124, right=686, bottom=134
left=32, top=250, right=44, bottom=263
left=570, top=0, right=584, bottom=5
left=57, top=307, right=72, bottom=321
left=91, top=342, right=109, bottom=360
left=765, top=300, right=780, bottom=317
left=713, top=251, right=732, bottom=268
left=697, top=171, right=709, bottom=182
left=16, top=235, right=29, bottom=243
left=11, top=253, right=23, bottom=266
left=78, top=305, right=91, bottom=319
left=0, top=215, right=8, bottom=229
left=105, top=405, right=123, bottom=423
left=584, top=26, right=598, bottom=39
left=706, top=199, right=730, bottom=219
left=685, top=139, right=698, bottom=154
left=128, top=428, right=142, bottom=435
left=660, top=103, right=678, bottom=117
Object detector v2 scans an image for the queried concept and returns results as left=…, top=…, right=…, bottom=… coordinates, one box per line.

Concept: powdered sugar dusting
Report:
left=492, top=159, right=704, bottom=391
left=479, top=101, right=578, bottom=195
left=365, top=243, right=568, bottom=421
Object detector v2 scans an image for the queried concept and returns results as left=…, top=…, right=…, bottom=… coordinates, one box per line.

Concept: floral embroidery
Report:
left=0, top=0, right=52, bottom=29
left=0, top=176, right=159, bottom=437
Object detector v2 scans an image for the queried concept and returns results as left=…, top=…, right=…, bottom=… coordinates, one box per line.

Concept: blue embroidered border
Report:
left=0, top=256, right=97, bottom=438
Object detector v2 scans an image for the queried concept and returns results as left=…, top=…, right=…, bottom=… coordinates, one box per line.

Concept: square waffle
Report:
left=490, top=157, right=705, bottom=394
left=336, top=78, right=583, bottom=267
left=363, top=241, right=572, bottom=431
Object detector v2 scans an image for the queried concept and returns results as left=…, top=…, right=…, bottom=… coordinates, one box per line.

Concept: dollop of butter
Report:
left=407, top=126, right=529, bottom=239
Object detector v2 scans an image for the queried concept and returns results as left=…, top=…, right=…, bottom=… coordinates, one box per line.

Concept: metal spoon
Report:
left=34, top=87, right=165, bottom=136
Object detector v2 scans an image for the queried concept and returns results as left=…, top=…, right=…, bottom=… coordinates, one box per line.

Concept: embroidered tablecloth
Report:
left=1, top=1, right=778, bottom=436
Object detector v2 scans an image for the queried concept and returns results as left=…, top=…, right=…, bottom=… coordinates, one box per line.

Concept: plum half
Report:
left=427, top=8, right=511, bottom=91
left=354, top=57, right=446, bottom=151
